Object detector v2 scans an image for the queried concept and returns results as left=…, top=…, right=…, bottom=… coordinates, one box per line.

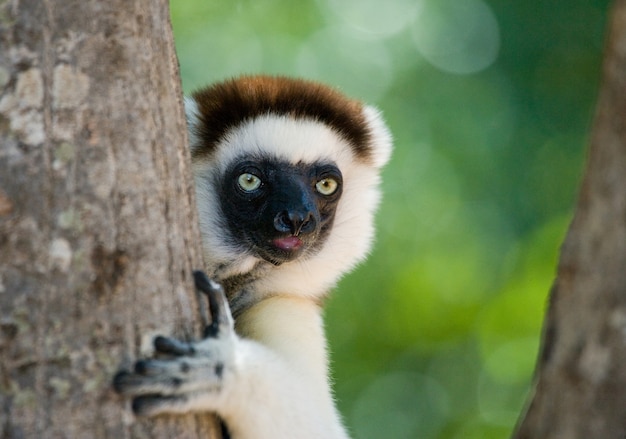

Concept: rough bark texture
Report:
left=0, top=0, right=220, bottom=437
left=513, top=1, right=626, bottom=438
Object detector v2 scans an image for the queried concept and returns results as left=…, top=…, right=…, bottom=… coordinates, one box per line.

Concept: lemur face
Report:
left=218, top=156, right=343, bottom=265
left=185, top=75, right=392, bottom=295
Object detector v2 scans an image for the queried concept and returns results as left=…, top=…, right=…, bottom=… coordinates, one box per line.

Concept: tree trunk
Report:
left=513, top=1, right=626, bottom=437
left=0, top=1, right=220, bottom=437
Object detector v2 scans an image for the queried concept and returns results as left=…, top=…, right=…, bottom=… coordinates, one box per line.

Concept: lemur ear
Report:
left=363, top=105, right=393, bottom=169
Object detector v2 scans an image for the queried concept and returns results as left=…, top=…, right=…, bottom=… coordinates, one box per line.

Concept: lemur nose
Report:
left=274, top=210, right=316, bottom=236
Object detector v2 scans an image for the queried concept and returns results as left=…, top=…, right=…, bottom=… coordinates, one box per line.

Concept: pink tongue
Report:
left=273, top=236, right=303, bottom=250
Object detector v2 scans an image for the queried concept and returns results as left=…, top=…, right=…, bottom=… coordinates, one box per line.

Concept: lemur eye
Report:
left=315, top=177, right=338, bottom=196
left=237, top=173, right=262, bottom=192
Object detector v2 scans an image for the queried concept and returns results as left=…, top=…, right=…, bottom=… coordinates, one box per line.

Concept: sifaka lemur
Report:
left=114, top=75, right=392, bottom=439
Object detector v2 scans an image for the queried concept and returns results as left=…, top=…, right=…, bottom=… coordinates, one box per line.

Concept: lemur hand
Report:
left=113, top=271, right=236, bottom=416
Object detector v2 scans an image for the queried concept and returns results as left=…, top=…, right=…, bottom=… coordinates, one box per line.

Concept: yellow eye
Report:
left=237, top=173, right=262, bottom=192
left=315, top=178, right=338, bottom=196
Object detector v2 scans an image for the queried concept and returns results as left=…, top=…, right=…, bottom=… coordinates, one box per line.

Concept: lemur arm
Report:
left=113, top=271, right=350, bottom=439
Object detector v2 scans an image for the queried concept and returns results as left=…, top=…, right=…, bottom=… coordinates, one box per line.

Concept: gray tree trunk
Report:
left=512, top=1, right=626, bottom=437
left=0, top=0, right=220, bottom=437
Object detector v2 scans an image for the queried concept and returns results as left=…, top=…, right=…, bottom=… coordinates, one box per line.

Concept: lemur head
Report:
left=185, top=75, right=392, bottom=300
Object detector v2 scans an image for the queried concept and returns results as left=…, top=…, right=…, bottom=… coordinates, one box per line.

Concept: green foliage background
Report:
left=170, top=1, right=610, bottom=437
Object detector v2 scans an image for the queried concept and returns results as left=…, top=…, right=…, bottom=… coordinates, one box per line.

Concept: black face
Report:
left=218, top=156, right=343, bottom=265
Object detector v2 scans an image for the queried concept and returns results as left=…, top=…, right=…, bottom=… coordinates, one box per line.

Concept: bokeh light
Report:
left=321, top=0, right=420, bottom=38
left=170, top=0, right=610, bottom=437
left=296, top=26, right=394, bottom=100
left=411, top=0, right=500, bottom=74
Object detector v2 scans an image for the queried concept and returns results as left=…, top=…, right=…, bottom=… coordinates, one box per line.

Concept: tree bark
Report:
left=513, top=1, right=626, bottom=438
left=0, top=0, right=220, bottom=437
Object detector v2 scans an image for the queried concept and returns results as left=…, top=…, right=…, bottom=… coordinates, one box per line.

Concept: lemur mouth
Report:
left=253, top=235, right=306, bottom=265
left=272, top=236, right=303, bottom=251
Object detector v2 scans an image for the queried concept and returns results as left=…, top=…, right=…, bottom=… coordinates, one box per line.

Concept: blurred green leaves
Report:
left=170, top=0, right=610, bottom=436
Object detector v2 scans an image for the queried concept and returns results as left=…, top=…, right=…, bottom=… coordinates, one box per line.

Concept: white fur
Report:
left=363, top=105, right=393, bottom=168
left=220, top=297, right=350, bottom=439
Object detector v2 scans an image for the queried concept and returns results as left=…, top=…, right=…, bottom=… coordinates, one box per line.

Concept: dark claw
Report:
left=193, top=270, right=220, bottom=295
left=112, top=370, right=131, bottom=393
left=204, top=320, right=221, bottom=338
left=134, top=360, right=149, bottom=374
left=132, top=395, right=160, bottom=416
left=193, top=270, right=233, bottom=338
left=154, top=335, right=195, bottom=356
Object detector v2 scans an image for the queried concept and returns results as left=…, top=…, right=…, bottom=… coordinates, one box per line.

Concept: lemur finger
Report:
left=154, top=335, right=195, bottom=356
left=193, top=270, right=234, bottom=338
left=113, top=369, right=183, bottom=396
left=113, top=357, right=225, bottom=396
left=113, top=370, right=177, bottom=396
left=132, top=390, right=219, bottom=417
